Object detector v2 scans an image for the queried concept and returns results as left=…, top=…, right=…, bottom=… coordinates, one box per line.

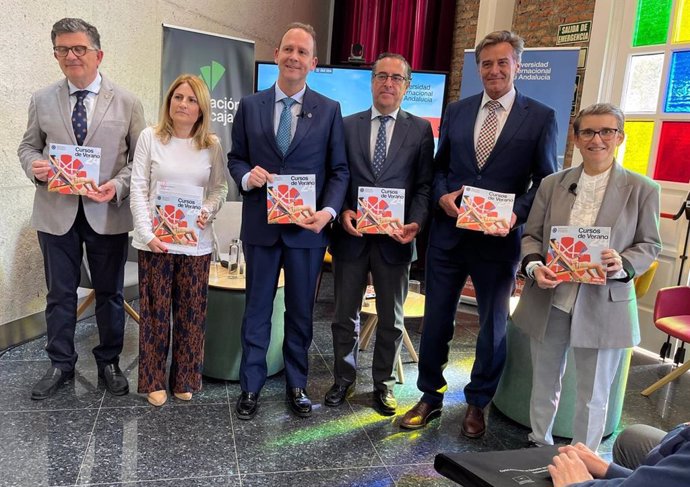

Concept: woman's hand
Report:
left=197, top=209, right=210, bottom=229
left=147, top=236, right=168, bottom=253
left=601, top=248, right=624, bottom=276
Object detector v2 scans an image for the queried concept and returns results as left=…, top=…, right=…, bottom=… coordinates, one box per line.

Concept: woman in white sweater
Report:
left=130, top=74, right=228, bottom=406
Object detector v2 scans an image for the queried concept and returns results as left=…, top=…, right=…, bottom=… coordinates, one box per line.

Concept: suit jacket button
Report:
left=476, top=175, right=482, bottom=181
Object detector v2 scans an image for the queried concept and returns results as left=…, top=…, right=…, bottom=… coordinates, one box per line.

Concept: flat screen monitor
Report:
left=255, top=62, right=448, bottom=145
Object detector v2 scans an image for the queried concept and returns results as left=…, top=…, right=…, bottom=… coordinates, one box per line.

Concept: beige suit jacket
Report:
left=512, top=163, right=662, bottom=349
left=18, top=75, right=146, bottom=235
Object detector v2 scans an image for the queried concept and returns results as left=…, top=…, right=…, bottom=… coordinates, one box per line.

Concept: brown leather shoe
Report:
left=461, top=404, right=486, bottom=438
left=399, top=400, right=442, bottom=430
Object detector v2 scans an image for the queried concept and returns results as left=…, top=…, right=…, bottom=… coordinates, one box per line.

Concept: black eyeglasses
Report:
left=53, top=45, right=98, bottom=58
left=576, top=128, right=620, bottom=141
left=372, top=72, right=409, bottom=84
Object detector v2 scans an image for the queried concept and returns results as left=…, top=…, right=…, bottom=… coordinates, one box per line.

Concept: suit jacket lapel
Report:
left=57, top=80, right=77, bottom=145
left=285, top=86, right=316, bottom=158
left=84, top=76, right=113, bottom=147
left=595, top=162, right=631, bottom=228
left=552, top=166, right=583, bottom=225
left=485, top=91, right=528, bottom=168
left=379, top=109, right=410, bottom=178
left=358, top=110, right=375, bottom=179
left=259, top=86, right=282, bottom=158
left=463, top=95, right=483, bottom=171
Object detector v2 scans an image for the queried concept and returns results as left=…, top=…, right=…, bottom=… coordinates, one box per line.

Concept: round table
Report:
left=203, top=263, right=285, bottom=381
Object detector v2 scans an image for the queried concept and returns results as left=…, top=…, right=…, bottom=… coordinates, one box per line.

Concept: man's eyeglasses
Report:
left=53, top=45, right=98, bottom=58
left=576, top=128, right=620, bottom=141
left=372, top=72, right=409, bottom=85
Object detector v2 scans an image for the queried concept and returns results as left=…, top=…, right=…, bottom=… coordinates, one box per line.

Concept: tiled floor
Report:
left=1, top=272, right=689, bottom=486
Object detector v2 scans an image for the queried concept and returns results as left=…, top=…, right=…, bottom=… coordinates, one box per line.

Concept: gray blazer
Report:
left=512, top=163, right=661, bottom=349
left=18, top=75, right=146, bottom=235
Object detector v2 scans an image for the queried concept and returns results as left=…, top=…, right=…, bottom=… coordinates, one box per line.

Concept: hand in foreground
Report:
left=247, top=165, right=273, bottom=190
left=340, top=209, right=363, bottom=237
left=558, top=443, right=610, bottom=479
left=86, top=181, right=116, bottom=203
left=31, top=159, right=51, bottom=182
left=548, top=450, right=594, bottom=487
left=438, top=187, right=464, bottom=218
left=601, top=248, right=624, bottom=276
left=533, top=264, right=561, bottom=289
left=391, top=222, right=420, bottom=244
left=197, top=209, right=210, bottom=230
left=296, top=210, right=332, bottom=234
left=484, top=212, right=517, bottom=237
left=146, top=236, right=168, bottom=253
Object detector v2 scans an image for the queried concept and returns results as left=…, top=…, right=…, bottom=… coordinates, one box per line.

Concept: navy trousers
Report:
left=37, top=199, right=128, bottom=371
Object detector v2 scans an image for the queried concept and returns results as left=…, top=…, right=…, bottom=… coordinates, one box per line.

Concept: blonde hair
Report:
left=155, top=74, right=216, bottom=150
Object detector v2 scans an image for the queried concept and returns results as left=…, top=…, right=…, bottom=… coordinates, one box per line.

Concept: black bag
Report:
left=434, top=446, right=560, bottom=486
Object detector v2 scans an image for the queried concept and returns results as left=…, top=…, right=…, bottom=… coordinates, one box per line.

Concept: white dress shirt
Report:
left=369, top=106, right=400, bottom=159
left=473, top=87, right=517, bottom=147
left=67, top=72, right=102, bottom=130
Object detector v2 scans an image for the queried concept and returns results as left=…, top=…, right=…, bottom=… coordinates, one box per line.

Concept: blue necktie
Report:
left=372, top=115, right=391, bottom=177
left=276, top=97, right=296, bottom=155
left=72, top=90, right=89, bottom=146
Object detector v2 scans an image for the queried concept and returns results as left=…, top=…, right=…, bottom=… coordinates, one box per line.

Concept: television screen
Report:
left=255, top=62, right=448, bottom=145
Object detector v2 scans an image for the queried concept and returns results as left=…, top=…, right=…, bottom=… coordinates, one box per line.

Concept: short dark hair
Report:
left=281, top=22, right=317, bottom=56
left=573, top=103, right=625, bottom=134
left=372, top=52, right=412, bottom=81
left=474, top=30, right=524, bottom=65
left=51, top=18, right=101, bottom=49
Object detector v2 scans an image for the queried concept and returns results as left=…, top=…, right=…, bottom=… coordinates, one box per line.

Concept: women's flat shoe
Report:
left=174, top=392, right=192, bottom=401
left=147, top=390, right=167, bottom=406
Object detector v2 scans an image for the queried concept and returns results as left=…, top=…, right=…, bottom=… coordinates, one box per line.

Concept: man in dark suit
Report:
left=325, top=53, right=434, bottom=415
left=228, top=23, right=349, bottom=420
left=18, top=18, right=145, bottom=400
left=400, top=31, right=558, bottom=437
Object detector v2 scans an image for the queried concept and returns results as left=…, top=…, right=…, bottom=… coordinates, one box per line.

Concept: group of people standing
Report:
left=19, top=16, right=661, bottom=465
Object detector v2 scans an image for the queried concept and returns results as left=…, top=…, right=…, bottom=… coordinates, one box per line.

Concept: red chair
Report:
left=641, top=286, right=690, bottom=396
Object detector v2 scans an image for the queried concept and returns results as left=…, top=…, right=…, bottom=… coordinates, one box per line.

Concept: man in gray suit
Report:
left=326, top=53, right=434, bottom=415
left=18, top=18, right=145, bottom=400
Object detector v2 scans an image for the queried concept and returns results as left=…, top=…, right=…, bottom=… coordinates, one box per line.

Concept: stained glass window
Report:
left=664, top=50, right=690, bottom=112
left=623, top=54, right=664, bottom=112
left=672, top=0, right=690, bottom=43
left=633, top=0, right=673, bottom=46
left=654, top=121, right=690, bottom=182
left=619, top=121, right=655, bottom=176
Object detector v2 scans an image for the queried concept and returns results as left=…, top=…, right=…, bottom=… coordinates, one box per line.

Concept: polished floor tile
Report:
left=2, top=272, right=689, bottom=486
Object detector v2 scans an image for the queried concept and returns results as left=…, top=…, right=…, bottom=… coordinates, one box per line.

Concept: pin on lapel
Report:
left=307, top=113, right=312, bottom=119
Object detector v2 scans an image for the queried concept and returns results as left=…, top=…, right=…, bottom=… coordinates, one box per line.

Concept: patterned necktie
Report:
left=72, top=90, right=89, bottom=146
left=475, top=100, right=501, bottom=169
left=276, top=97, right=296, bottom=155
left=372, top=115, right=392, bottom=177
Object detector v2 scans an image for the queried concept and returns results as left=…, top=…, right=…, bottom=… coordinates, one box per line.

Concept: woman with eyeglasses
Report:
left=130, top=74, right=228, bottom=406
left=511, top=103, right=661, bottom=451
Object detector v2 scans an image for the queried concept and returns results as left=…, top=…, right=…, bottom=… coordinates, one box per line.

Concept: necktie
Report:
left=475, top=100, right=501, bottom=169
left=372, top=115, right=392, bottom=177
left=276, top=97, right=296, bottom=155
left=72, top=90, right=89, bottom=146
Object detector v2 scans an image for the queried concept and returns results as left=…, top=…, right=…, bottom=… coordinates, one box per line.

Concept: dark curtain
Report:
left=331, top=0, right=455, bottom=71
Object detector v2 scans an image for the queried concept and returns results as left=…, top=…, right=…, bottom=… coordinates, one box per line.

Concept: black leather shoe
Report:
left=236, top=392, right=259, bottom=420
left=31, top=366, right=74, bottom=400
left=99, top=364, right=129, bottom=396
left=324, top=383, right=354, bottom=407
left=287, top=387, right=312, bottom=417
left=373, top=389, right=397, bottom=416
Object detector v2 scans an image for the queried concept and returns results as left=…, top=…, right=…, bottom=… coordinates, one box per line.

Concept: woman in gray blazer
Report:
left=512, top=103, right=661, bottom=451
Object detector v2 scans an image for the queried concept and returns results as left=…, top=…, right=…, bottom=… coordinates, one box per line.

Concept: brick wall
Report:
left=448, top=0, right=596, bottom=167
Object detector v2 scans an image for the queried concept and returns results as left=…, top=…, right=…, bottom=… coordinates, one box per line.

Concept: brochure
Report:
left=547, top=225, right=611, bottom=285
left=153, top=182, right=203, bottom=253
left=47, top=143, right=100, bottom=195
left=456, top=186, right=515, bottom=232
left=356, top=186, right=405, bottom=236
left=267, top=174, right=316, bottom=224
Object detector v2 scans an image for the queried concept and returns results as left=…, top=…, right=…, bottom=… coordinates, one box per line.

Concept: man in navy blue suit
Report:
left=228, top=23, right=348, bottom=420
left=400, top=31, right=558, bottom=437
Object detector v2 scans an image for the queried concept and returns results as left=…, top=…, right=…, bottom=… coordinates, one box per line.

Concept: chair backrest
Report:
left=634, top=260, right=659, bottom=299
left=653, top=286, right=690, bottom=322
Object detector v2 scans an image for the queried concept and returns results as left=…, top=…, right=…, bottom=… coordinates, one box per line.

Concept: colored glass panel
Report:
left=619, top=121, right=654, bottom=176
left=673, top=0, right=690, bottom=43
left=633, top=0, right=672, bottom=46
left=623, top=54, right=664, bottom=112
left=654, top=122, right=690, bottom=183
left=665, top=50, right=690, bottom=112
